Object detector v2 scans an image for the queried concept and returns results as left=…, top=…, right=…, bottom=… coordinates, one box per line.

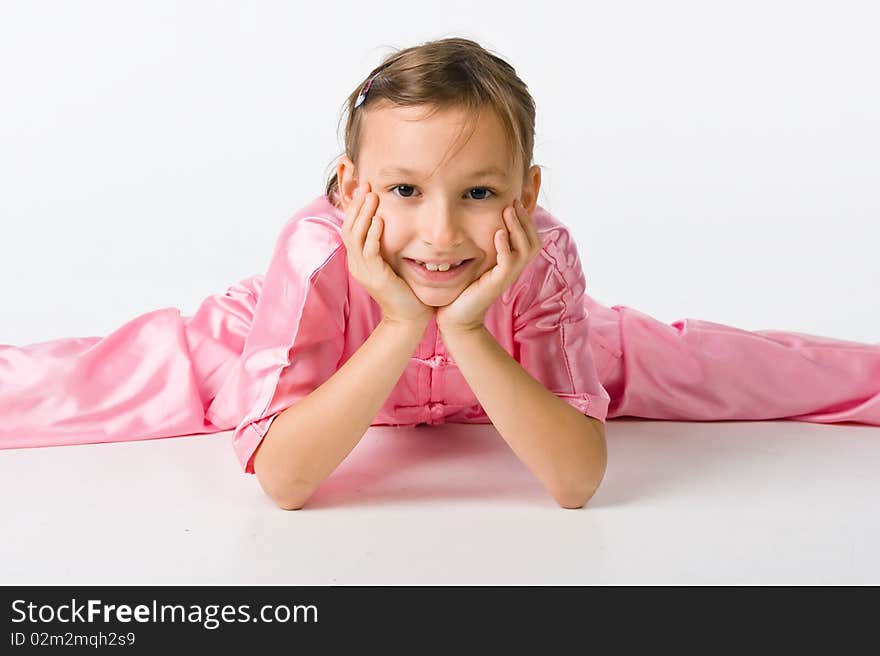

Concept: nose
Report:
left=419, top=203, right=464, bottom=249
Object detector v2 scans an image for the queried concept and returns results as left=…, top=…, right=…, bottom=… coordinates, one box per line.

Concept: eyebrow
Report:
left=377, top=165, right=508, bottom=181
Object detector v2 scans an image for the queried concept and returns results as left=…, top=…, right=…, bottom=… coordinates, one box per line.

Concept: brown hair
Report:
left=323, top=37, right=538, bottom=207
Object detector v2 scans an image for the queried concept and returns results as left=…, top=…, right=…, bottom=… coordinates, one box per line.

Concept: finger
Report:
left=503, top=204, right=527, bottom=255
left=363, top=214, right=382, bottom=258
left=495, top=228, right=511, bottom=264
left=342, top=185, right=367, bottom=238
left=345, top=183, right=365, bottom=215
left=352, top=192, right=377, bottom=245
left=515, top=199, right=541, bottom=253
left=509, top=200, right=535, bottom=255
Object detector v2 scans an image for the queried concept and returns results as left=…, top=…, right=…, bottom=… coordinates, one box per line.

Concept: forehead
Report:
left=359, top=104, right=515, bottom=177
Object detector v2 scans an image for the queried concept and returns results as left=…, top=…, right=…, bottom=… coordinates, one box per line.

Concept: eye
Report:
left=390, top=184, right=417, bottom=199
left=467, top=187, right=495, bottom=201
left=389, top=185, right=497, bottom=200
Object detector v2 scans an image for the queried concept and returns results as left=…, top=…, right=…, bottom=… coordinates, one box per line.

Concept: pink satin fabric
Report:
left=2, top=193, right=878, bottom=475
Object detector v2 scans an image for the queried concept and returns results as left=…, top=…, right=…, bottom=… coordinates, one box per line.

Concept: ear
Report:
left=520, top=165, right=542, bottom=214
left=336, top=156, right=359, bottom=211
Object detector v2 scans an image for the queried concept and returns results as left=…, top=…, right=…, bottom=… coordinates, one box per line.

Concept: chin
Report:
left=418, top=295, right=456, bottom=308
left=407, top=279, right=468, bottom=307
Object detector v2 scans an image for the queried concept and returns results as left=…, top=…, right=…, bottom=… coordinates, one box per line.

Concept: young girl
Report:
left=2, top=37, right=878, bottom=510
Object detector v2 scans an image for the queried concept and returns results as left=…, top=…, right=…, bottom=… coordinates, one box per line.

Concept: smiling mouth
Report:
left=403, top=257, right=475, bottom=281
left=405, top=258, right=472, bottom=271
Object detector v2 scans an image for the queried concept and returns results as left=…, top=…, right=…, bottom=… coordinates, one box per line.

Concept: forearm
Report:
left=254, top=316, right=429, bottom=509
left=440, top=325, right=607, bottom=508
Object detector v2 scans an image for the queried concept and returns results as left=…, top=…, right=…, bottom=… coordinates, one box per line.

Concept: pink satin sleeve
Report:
left=204, top=215, right=348, bottom=474
left=511, top=226, right=611, bottom=424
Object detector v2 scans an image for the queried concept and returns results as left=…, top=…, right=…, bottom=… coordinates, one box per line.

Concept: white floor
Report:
left=2, top=418, right=878, bottom=585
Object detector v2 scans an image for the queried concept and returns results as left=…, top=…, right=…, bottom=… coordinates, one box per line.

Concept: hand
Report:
left=436, top=198, right=542, bottom=334
left=342, top=181, right=435, bottom=326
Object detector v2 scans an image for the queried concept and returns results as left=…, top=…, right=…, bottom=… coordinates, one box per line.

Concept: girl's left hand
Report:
left=436, top=198, right=542, bottom=334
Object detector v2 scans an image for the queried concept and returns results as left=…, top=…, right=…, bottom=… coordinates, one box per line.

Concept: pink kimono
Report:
left=2, top=194, right=879, bottom=474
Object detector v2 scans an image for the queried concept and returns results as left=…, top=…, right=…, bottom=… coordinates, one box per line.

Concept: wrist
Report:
left=437, top=320, right=486, bottom=338
left=380, top=313, right=432, bottom=333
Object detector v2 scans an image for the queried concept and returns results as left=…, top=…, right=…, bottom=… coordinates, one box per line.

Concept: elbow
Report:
left=253, top=439, right=316, bottom=510
left=553, top=472, right=604, bottom=509
left=254, top=461, right=314, bottom=511
left=554, top=486, right=596, bottom=509
left=270, top=482, right=315, bottom=511
left=554, top=429, right=607, bottom=509
left=276, top=496, right=308, bottom=511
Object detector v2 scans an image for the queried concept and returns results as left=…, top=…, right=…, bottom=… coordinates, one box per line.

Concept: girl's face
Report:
left=337, top=103, right=541, bottom=308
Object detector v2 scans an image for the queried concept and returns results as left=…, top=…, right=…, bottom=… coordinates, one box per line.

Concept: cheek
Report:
left=374, top=216, right=407, bottom=258
left=478, top=224, right=503, bottom=255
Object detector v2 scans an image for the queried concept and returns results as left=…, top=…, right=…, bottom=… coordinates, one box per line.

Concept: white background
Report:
left=1, top=0, right=878, bottom=346
left=1, top=0, right=880, bottom=587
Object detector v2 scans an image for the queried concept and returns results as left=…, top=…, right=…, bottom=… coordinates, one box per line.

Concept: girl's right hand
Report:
left=342, top=181, right=435, bottom=326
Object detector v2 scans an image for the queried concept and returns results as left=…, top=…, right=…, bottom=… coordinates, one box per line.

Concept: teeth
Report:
left=415, top=260, right=464, bottom=271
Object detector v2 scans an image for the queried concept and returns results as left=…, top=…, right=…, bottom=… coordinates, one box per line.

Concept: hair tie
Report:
left=355, top=74, right=378, bottom=109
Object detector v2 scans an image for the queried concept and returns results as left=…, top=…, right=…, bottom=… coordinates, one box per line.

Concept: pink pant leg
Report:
left=595, top=303, right=880, bottom=425
left=0, top=276, right=262, bottom=450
